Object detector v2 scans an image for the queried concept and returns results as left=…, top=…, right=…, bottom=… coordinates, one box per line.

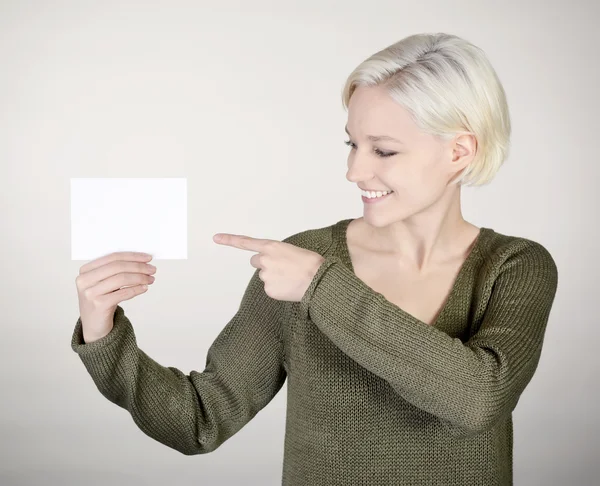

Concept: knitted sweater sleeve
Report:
left=71, top=268, right=286, bottom=455
left=300, top=240, right=558, bottom=438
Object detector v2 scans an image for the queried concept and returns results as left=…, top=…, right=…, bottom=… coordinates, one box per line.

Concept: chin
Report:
left=363, top=211, right=407, bottom=228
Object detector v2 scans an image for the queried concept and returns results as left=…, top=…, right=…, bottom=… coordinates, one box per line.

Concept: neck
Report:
left=361, top=185, right=475, bottom=271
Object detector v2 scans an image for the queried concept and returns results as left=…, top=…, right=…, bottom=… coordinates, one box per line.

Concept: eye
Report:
left=344, top=140, right=396, bottom=158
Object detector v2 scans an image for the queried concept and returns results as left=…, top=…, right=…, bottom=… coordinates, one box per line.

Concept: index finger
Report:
left=213, top=233, right=273, bottom=252
left=79, top=251, right=153, bottom=275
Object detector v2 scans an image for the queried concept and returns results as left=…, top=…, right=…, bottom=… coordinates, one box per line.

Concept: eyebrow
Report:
left=344, top=125, right=404, bottom=144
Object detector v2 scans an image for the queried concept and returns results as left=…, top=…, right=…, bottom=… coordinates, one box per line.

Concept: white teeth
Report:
left=361, top=190, right=393, bottom=198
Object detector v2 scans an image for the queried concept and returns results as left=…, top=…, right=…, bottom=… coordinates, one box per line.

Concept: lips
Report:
left=362, top=191, right=393, bottom=203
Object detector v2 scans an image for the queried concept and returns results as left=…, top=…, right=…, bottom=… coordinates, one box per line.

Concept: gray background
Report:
left=1, top=0, right=597, bottom=485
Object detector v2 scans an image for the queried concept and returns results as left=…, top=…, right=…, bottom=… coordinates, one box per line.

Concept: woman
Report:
left=72, top=33, right=558, bottom=485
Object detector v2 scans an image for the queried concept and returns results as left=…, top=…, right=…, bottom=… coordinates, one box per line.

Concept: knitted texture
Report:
left=71, top=218, right=558, bottom=485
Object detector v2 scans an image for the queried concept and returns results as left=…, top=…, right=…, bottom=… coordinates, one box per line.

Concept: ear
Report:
left=451, top=132, right=477, bottom=169
left=444, top=132, right=477, bottom=186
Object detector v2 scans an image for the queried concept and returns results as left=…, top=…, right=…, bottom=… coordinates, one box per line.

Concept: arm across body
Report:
left=71, top=269, right=287, bottom=455
left=300, top=240, right=558, bottom=438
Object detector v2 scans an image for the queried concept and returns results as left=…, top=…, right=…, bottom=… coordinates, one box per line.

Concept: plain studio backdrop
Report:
left=1, top=1, right=598, bottom=485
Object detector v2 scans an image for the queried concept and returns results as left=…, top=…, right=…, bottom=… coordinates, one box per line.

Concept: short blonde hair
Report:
left=341, top=33, right=511, bottom=186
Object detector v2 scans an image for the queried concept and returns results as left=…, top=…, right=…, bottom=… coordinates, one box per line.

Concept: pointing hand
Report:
left=213, top=233, right=325, bottom=302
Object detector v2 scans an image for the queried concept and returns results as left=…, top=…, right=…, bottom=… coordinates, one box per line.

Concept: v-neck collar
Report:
left=331, top=218, right=493, bottom=331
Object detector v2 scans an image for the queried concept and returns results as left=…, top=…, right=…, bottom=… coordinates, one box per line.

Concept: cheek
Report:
left=416, top=154, right=449, bottom=187
left=398, top=164, right=446, bottom=205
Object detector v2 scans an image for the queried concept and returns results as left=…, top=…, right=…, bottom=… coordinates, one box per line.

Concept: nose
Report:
left=346, top=153, right=376, bottom=185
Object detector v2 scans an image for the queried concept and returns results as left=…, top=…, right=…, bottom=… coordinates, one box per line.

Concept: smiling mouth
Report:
left=361, top=191, right=394, bottom=199
left=362, top=191, right=394, bottom=203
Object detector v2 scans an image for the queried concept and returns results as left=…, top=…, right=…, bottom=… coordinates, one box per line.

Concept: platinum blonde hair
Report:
left=341, top=33, right=511, bottom=186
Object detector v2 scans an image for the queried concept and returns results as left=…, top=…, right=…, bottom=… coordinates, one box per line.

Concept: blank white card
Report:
left=70, top=178, right=187, bottom=261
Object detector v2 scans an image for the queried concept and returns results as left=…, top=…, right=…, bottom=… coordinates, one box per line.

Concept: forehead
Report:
left=346, top=85, right=417, bottom=135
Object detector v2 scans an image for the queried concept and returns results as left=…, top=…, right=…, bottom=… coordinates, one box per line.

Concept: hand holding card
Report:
left=75, top=251, right=156, bottom=343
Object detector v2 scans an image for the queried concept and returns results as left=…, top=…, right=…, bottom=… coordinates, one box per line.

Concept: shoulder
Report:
left=482, top=227, right=558, bottom=289
left=281, top=218, right=346, bottom=255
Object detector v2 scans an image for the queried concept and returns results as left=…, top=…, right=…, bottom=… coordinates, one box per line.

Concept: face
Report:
left=345, top=85, right=472, bottom=226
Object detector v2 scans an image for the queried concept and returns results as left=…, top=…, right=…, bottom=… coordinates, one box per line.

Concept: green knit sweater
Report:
left=71, top=218, right=558, bottom=485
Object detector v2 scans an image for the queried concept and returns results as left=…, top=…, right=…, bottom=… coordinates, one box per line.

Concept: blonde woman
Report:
left=72, top=33, right=558, bottom=485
